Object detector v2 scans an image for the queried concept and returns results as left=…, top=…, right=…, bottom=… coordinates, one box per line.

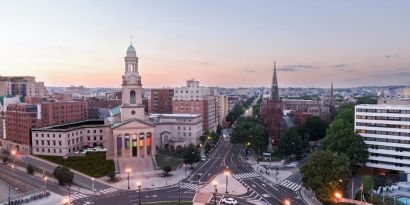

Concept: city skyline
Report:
left=0, top=1, right=409, bottom=88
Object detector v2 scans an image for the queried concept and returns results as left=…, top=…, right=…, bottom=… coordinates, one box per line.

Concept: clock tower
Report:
left=120, top=44, right=145, bottom=121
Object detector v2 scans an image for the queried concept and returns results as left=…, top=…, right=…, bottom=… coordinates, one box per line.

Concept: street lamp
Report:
left=125, top=168, right=131, bottom=190
left=183, top=163, right=187, bottom=176
left=8, top=186, right=18, bottom=205
left=178, top=181, right=181, bottom=203
left=224, top=170, right=230, bottom=194
left=136, top=181, right=142, bottom=205
left=284, top=199, right=291, bottom=205
left=67, top=184, right=71, bottom=205
left=91, top=177, right=95, bottom=193
left=212, top=180, right=218, bottom=205
left=43, top=176, right=48, bottom=191
left=62, top=196, right=70, bottom=205
left=335, top=192, right=342, bottom=202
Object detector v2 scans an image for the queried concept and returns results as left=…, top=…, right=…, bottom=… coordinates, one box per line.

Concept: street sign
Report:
left=262, top=152, right=271, bottom=156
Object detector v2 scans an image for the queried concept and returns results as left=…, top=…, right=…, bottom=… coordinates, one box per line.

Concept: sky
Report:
left=0, top=1, right=409, bottom=88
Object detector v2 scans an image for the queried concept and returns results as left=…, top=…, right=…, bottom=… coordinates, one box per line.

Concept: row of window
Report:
left=370, top=153, right=410, bottom=160
left=370, top=144, right=410, bottom=152
left=357, top=129, right=410, bottom=137
left=35, top=129, right=103, bottom=138
left=357, top=122, right=410, bottom=129
left=34, top=136, right=103, bottom=146
left=365, top=137, right=410, bottom=144
left=356, top=115, right=410, bottom=122
left=357, top=108, right=410, bottom=114
left=368, top=160, right=410, bottom=168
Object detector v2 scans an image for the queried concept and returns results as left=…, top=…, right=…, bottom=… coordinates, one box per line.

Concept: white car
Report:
left=222, top=198, right=238, bottom=205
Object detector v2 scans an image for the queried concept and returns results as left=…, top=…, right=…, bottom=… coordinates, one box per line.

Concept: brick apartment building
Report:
left=1, top=101, right=89, bottom=153
left=148, top=88, right=174, bottom=114
left=173, top=80, right=217, bottom=131
left=86, top=97, right=122, bottom=119
left=4, top=104, right=42, bottom=153
left=41, top=101, right=88, bottom=127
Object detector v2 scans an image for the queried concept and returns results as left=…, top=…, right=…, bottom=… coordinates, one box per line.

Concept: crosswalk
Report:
left=280, top=180, right=301, bottom=191
left=99, top=187, right=118, bottom=194
left=70, top=192, right=88, bottom=200
left=232, top=172, right=260, bottom=180
left=178, top=182, right=199, bottom=190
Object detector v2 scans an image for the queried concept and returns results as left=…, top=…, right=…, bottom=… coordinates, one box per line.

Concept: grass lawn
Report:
left=155, top=154, right=182, bottom=171
left=38, top=152, right=114, bottom=178
left=141, top=202, right=192, bottom=205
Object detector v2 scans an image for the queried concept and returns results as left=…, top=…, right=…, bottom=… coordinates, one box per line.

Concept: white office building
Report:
left=149, top=113, right=202, bottom=150
left=355, top=104, right=410, bottom=181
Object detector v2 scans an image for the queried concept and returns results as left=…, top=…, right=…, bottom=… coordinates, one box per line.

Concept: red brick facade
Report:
left=149, top=89, right=174, bottom=114
left=41, top=101, right=88, bottom=127
left=6, top=104, right=42, bottom=145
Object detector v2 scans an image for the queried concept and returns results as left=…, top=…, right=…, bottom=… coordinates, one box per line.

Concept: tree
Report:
left=2, top=155, right=8, bottom=163
left=323, top=128, right=369, bottom=171
left=53, top=166, right=74, bottom=185
left=209, top=131, right=219, bottom=142
left=278, top=128, right=304, bottom=157
left=107, top=171, right=117, bottom=182
left=216, top=124, right=222, bottom=135
left=231, top=117, right=267, bottom=153
left=26, top=163, right=35, bottom=175
left=356, top=96, right=377, bottom=104
left=204, top=142, right=212, bottom=153
left=301, top=150, right=351, bottom=203
left=199, top=135, right=207, bottom=145
left=182, top=144, right=200, bottom=166
left=362, top=175, right=375, bottom=195
left=226, top=104, right=245, bottom=125
left=303, top=116, right=327, bottom=146
left=162, top=166, right=172, bottom=176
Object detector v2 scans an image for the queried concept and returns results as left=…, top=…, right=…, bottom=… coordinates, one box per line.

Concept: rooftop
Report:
left=32, top=119, right=105, bottom=131
left=149, top=113, right=201, bottom=118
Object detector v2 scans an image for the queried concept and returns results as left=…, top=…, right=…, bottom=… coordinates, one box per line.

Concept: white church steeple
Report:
left=120, top=43, right=145, bottom=121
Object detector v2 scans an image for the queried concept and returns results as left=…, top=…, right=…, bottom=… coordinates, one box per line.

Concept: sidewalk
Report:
left=26, top=192, right=63, bottom=205
left=7, top=161, right=95, bottom=195
left=246, top=157, right=293, bottom=184
left=108, top=165, right=192, bottom=190
left=300, top=187, right=322, bottom=205
left=199, top=173, right=247, bottom=196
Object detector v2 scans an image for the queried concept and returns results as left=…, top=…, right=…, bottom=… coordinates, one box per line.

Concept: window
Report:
left=130, top=90, right=136, bottom=104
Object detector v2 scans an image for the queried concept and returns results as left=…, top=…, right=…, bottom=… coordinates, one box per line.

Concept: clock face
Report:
left=131, top=110, right=136, bottom=115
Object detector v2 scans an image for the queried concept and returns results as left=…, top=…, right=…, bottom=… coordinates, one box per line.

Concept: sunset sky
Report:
left=0, top=1, right=409, bottom=88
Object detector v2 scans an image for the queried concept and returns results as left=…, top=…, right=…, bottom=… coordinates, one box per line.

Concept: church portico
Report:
left=113, top=130, right=155, bottom=159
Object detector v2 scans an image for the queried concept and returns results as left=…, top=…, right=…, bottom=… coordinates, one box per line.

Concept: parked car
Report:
left=222, top=198, right=238, bottom=204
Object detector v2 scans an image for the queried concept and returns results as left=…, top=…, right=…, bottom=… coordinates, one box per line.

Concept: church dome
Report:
left=127, top=44, right=136, bottom=54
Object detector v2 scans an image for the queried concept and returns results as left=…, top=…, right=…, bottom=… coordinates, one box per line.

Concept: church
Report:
left=106, top=44, right=157, bottom=173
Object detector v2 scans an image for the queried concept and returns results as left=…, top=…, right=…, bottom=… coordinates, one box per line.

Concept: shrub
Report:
left=2, top=155, right=8, bottom=163
left=162, top=166, right=172, bottom=176
left=27, top=163, right=35, bottom=175
left=53, top=166, right=73, bottom=185
left=107, top=171, right=117, bottom=182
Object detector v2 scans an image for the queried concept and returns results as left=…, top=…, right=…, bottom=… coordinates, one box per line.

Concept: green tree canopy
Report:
left=303, top=116, right=327, bottom=144
left=182, top=144, right=201, bottom=165
left=356, top=96, right=377, bottom=104
left=53, top=166, right=74, bottom=186
left=278, top=127, right=306, bottom=157
left=231, top=117, right=267, bottom=153
left=323, top=128, right=369, bottom=170
left=301, top=150, right=352, bottom=202
left=226, top=104, right=244, bottom=125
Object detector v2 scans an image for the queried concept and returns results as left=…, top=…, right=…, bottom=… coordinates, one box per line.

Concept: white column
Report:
left=144, top=133, right=147, bottom=157
left=121, top=135, right=125, bottom=159
left=113, top=134, right=118, bottom=159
